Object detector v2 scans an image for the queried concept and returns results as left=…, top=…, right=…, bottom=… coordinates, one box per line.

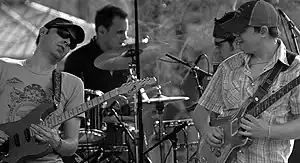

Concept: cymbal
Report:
left=142, top=95, right=189, bottom=104
left=94, top=43, right=168, bottom=70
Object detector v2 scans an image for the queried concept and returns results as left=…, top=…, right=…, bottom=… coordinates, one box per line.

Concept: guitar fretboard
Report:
left=247, top=75, right=300, bottom=117
left=42, top=88, right=119, bottom=128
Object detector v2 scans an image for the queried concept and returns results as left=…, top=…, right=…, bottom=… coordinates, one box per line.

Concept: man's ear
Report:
left=97, top=25, right=107, bottom=36
left=39, top=27, right=48, bottom=36
left=260, top=26, right=269, bottom=37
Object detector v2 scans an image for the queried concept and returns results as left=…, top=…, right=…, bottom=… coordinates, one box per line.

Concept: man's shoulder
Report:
left=0, top=58, right=24, bottom=67
left=219, top=51, right=245, bottom=70
left=62, top=71, right=83, bottom=82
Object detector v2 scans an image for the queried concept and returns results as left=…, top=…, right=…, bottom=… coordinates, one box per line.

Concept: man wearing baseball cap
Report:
left=0, top=17, right=86, bottom=162
left=193, top=1, right=300, bottom=162
left=213, top=11, right=241, bottom=67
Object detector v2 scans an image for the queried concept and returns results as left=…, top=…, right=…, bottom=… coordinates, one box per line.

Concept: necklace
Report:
left=250, top=61, right=269, bottom=65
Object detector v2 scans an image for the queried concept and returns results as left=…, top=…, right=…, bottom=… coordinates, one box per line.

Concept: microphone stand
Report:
left=191, top=67, right=204, bottom=97
left=143, top=122, right=188, bottom=163
left=110, top=102, right=136, bottom=144
left=133, top=0, right=144, bottom=162
left=165, top=54, right=212, bottom=98
left=278, top=8, right=300, bottom=54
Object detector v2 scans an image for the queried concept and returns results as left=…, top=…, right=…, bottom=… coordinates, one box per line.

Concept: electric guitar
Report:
left=198, top=75, right=300, bottom=163
left=0, top=77, right=157, bottom=163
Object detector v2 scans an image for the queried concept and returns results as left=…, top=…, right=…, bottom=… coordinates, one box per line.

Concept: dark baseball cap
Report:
left=44, top=17, right=85, bottom=46
left=221, top=0, right=279, bottom=33
left=213, top=12, right=236, bottom=40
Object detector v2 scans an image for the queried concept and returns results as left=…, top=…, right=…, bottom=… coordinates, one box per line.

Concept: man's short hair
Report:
left=95, top=4, right=128, bottom=33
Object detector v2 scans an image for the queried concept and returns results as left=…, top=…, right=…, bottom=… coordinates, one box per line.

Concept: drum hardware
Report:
left=84, top=89, right=103, bottom=130
left=143, top=86, right=190, bottom=163
left=103, top=100, right=136, bottom=163
left=144, top=121, right=188, bottom=163
left=153, top=119, right=201, bottom=163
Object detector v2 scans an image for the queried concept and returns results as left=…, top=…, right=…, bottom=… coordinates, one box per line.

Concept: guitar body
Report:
left=0, top=77, right=157, bottom=163
left=197, top=72, right=300, bottom=163
left=198, top=115, right=250, bottom=163
left=0, top=102, right=54, bottom=163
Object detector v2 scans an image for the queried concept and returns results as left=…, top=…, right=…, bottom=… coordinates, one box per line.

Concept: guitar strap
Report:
left=246, top=51, right=296, bottom=111
left=52, top=69, right=62, bottom=107
left=40, top=69, right=62, bottom=120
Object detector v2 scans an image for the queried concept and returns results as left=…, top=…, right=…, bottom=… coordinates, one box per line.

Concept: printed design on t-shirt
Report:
left=5, top=77, right=52, bottom=122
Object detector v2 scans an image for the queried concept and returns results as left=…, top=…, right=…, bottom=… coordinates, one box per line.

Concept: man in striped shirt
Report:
left=193, top=1, right=300, bottom=162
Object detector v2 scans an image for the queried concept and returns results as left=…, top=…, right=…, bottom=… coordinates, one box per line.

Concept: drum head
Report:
left=78, top=128, right=106, bottom=145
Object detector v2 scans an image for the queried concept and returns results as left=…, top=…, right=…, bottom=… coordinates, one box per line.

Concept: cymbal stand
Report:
left=154, top=87, right=167, bottom=163
left=110, top=101, right=136, bottom=163
left=127, top=55, right=143, bottom=163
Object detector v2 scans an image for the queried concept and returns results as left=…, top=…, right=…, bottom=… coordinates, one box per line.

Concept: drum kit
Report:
left=64, top=40, right=209, bottom=163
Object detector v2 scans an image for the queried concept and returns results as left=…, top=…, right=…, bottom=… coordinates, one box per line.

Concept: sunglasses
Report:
left=54, top=28, right=77, bottom=49
left=214, top=35, right=236, bottom=47
left=214, top=39, right=228, bottom=47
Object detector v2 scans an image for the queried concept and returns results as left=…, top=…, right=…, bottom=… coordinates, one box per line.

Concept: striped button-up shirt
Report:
left=198, top=40, right=300, bottom=163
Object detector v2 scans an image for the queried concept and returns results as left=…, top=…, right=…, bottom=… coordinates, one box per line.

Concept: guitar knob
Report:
left=210, top=146, right=215, bottom=152
left=200, top=156, right=207, bottom=163
left=215, top=147, right=221, bottom=157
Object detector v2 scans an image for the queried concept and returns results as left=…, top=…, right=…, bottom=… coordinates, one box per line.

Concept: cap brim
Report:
left=221, top=17, right=249, bottom=34
left=50, top=24, right=85, bottom=44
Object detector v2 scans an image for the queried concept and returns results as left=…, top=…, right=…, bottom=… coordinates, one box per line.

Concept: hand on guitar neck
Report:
left=0, top=130, right=8, bottom=146
left=0, top=130, right=9, bottom=157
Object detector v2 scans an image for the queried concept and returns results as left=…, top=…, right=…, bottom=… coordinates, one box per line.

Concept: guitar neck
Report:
left=247, top=75, right=300, bottom=117
left=42, top=88, right=119, bottom=128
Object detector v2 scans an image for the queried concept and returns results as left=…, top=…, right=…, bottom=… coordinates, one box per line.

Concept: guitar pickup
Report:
left=24, top=128, right=31, bottom=142
left=13, top=134, right=20, bottom=147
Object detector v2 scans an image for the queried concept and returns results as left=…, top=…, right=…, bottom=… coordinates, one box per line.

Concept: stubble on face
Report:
left=105, top=17, right=128, bottom=50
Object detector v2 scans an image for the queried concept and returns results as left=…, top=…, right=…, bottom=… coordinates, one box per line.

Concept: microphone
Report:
left=165, top=53, right=212, bottom=76
left=194, top=54, right=203, bottom=65
left=102, top=101, right=120, bottom=116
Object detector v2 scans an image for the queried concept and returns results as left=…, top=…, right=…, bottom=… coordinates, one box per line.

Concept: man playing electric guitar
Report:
left=193, top=1, right=300, bottom=163
left=0, top=17, right=85, bottom=162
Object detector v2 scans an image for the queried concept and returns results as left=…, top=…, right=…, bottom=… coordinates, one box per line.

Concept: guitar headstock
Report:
left=118, top=77, right=157, bottom=96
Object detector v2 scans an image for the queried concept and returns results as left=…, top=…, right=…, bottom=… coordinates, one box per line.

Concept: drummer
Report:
left=64, top=4, right=134, bottom=123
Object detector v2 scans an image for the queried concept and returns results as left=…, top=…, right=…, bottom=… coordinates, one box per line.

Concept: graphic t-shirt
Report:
left=0, top=58, right=85, bottom=163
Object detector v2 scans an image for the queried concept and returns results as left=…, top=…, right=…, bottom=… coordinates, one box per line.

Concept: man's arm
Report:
left=55, top=117, right=81, bottom=156
left=193, top=105, right=211, bottom=134
left=55, top=73, right=85, bottom=156
left=270, top=115, right=300, bottom=140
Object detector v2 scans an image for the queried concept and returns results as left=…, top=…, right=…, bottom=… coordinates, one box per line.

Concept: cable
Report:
left=159, top=58, right=182, bottom=64
left=200, top=53, right=211, bottom=76
left=163, top=144, right=173, bottom=163
left=183, top=128, right=189, bottom=163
